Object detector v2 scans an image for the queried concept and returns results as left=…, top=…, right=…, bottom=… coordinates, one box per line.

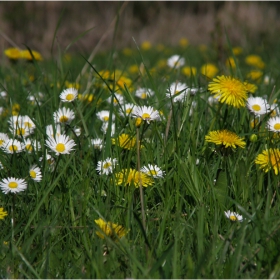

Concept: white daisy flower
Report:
left=8, top=115, right=24, bottom=128
left=96, top=157, right=117, bottom=175
left=46, top=124, right=63, bottom=138
left=45, top=134, right=76, bottom=155
left=29, top=165, right=42, bottom=182
left=269, top=103, right=280, bottom=117
left=39, top=153, right=55, bottom=171
left=2, top=139, right=24, bottom=154
left=101, top=122, right=115, bottom=136
left=140, top=164, right=165, bottom=178
left=0, top=133, right=9, bottom=148
left=91, top=138, right=103, bottom=150
left=267, top=116, right=280, bottom=133
left=23, top=139, right=41, bottom=153
left=22, top=115, right=36, bottom=130
left=96, top=110, right=115, bottom=122
left=132, top=105, right=160, bottom=124
left=166, top=82, right=189, bottom=102
left=10, top=124, right=34, bottom=138
left=135, top=88, right=155, bottom=99
left=54, top=107, right=75, bottom=124
left=0, top=91, right=7, bottom=98
left=107, top=93, right=125, bottom=106
left=0, top=177, right=27, bottom=194
left=60, top=88, right=78, bottom=102
left=224, top=210, right=243, bottom=222
left=167, top=55, right=185, bottom=69
left=246, top=96, right=270, bottom=116
left=119, top=103, right=135, bottom=117
left=73, top=126, right=81, bottom=136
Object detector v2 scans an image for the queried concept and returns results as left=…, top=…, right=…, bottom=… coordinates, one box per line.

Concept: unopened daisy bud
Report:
left=250, top=134, right=258, bottom=142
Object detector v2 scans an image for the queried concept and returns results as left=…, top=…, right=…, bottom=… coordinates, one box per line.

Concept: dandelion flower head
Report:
left=255, top=148, right=280, bottom=175
left=205, top=129, right=246, bottom=149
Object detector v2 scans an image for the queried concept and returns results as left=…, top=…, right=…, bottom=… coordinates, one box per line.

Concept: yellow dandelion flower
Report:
left=208, top=75, right=248, bottom=108
left=226, top=57, right=236, bottom=69
left=114, top=168, right=154, bottom=188
left=94, top=218, right=128, bottom=240
left=255, top=148, right=280, bottom=175
left=4, top=47, right=21, bottom=60
left=243, top=81, right=257, bottom=93
left=179, top=38, right=189, bottom=48
left=141, top=41, right=152, bottom=51
left=20, top=50, right=43, bottom=61
left=205, top=129, right=246, bottom=149
left=112, top=134, right=138, bottom=150
left=128, top=64, right=139, bottom=74
left=182, top=66, right=197, bottom=77
left=0, top=208, right=8, bottom=219
left=232, top=47, right=243, bottom=56
left=122, top=48, right=133, bottom=56
left=246, top=70, right=263, bottom=82
left=245, top=54, right=265, bottom=69
left=200, top=63, right=219, bottom=79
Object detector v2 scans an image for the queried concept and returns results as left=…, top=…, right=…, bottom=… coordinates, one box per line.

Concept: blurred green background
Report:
left=0, top=1, right=280, bottom=58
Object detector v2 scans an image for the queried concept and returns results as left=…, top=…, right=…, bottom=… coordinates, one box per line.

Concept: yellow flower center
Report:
left=175, top=90, right=180, bottom=95
left=16, top=128, right=26, bottom=136
left=103, top=162, right=112, bottom=169
left=26, top=144, right=32, bottom=151
left=274, top=123, right=280, bottom=130
left=66, top=94, right=75, bottom=101
left=30, top=170, right=37, bottom=178
left=8, top=182, right=18, bottom=189
left=9, top=145, right=18, bottom=152
left=126, top=108, right=132, bottom=114
left=56, top=143, right=65, bottom=153
left=0, top=139, right=4, bottom=145
left=229, top=215, right=237, bottom=221
left=103, top=116, right=109, bottom=122
left=59, top=116, right=69, bottom=123
left=24, top=121, right=32, bottom=128
left=141, top=93, right=147, bottom=99
left=252, top=104, right=261, bottom=111
left=135, top=117, right=142, bottom=127
left=149, top=170, right=157, bottom=176
left=142, top=113, right=150, bottom=120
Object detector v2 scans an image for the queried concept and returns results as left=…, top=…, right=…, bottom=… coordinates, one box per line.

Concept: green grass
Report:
left=1, top=25, right=280, bottom=279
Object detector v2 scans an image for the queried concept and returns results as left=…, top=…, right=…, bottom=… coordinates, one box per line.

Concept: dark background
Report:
left=0, top=1, right=280, bottom=58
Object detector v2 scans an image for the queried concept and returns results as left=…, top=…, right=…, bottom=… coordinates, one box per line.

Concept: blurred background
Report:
left=0, top=1, right=280, bottom=58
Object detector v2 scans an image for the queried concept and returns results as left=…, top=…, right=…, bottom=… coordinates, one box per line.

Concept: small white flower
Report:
left=247, top=96, right=270, bottom=116
left=166, top=82, right=189, bottom=102
left=29, top=165, right=42, bottom=182
left=0, top=91, right=7, bottom=98
left=91, top=138, right=103, bottom=150
left=119, top=103, right=135, bottom=117
left=96, top=110, right=115, bottom=123
left=73, top=126, right=81, bottom=136
left=140, top=164, right=165, bottom=178
left=2, top=139, right=24, bottom=154
left=39, top=153, right=55, bottom=171
left=0, top=177, right=27, bottom=194
left=46, top=124, right=63, bottom=138
left=269, top=103, right=280, bottom=117
left=101, top=122, right=115, bottom=136
left=54, top=107, right=75, bottom=124
left=135, top=88, right=155, bottom=99
left=267, top=116, right=280, bottom=133
left=224, top=210, right=243, bottom=222
left=167, top=55, right=185, bottom=69
left=106, top=93, right=125, bottom=106
left=45, top=134, right=76, bottom=155
left=10, top=123, right=34, bottom=138
left=60, top=88, right=78, bottom=102
left=0, top=133, right=9, bottom=148
left=23, top=139, right=41, bottom=153
left=132, top=106, right=160, bottom=124
left=96, top=157, right=117, bottom=175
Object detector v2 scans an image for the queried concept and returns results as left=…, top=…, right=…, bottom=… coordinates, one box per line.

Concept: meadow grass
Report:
left=1, top=27, right=280, bottom=279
